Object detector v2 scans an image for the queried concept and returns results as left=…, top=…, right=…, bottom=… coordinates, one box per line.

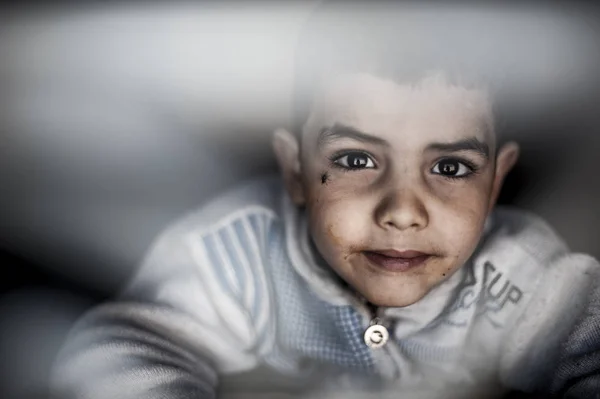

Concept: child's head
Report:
left=273, top=1, right=521, bottom=307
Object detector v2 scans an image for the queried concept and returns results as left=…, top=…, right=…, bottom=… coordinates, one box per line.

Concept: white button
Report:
left=364, top=324, right=389, bottom=349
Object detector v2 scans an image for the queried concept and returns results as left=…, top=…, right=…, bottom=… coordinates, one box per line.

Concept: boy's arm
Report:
left=549, top=273, right=600, bottom=398
left=499, top=253, right=600, bottom=396
left=50, top=215, right=269, bottom=399
left=50, top=302, right=222, bottom=399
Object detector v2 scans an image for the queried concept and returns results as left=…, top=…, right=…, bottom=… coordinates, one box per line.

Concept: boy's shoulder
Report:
left=126, top=174, right=287, bottom=294
left=481, top=207, right=600, bottom=391
left=453, top=205, right=598, bottom=335
left=122, top=174, right=288, bottom=318
left=484, top=205, right=570, bottom=268
left=166, top=173, right=285, bottom=237
left=475, top=205, right=599, bottom=335
left=487, top=203, right=600, bottom=282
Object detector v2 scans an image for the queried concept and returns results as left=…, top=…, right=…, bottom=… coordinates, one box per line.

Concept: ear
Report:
left=272, top=128, right=306, bottom=206
left=488, top=141, right=520, bottom=212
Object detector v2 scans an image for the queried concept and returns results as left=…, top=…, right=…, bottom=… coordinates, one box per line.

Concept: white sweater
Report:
left=51, top=175, right=600, bottom=399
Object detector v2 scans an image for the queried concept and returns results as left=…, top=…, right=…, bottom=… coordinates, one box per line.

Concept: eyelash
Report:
left=328, top=150, right=377, bottom=172
left=432, top=157, right=480, bottom=180
left=327, top=152, right=480, bottom=180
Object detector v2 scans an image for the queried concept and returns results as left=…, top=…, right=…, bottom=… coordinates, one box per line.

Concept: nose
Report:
left=374, top=186, right=429, bottom=231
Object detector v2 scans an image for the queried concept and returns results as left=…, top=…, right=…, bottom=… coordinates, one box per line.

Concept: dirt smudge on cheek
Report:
left=327, top=224, right=342, bottom=247
left=327, top=223, right=355, bottom=262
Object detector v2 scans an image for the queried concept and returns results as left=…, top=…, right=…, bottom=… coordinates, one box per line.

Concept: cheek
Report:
left=430, top=173, right=492, bottom=216
left=306, top=187, right=373, bottom=255
left=433, top=184, right=489, bottom=258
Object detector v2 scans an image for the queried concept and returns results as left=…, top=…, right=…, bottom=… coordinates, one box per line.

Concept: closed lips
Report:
left=365, top=249, right=429, bottom=258
left=362, top=250, right=432, bottom=272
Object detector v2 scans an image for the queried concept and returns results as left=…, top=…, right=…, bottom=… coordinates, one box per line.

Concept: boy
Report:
left=51, top=1, right=600, bottom=398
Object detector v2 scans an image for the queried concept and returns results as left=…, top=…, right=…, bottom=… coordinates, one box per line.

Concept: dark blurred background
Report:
left=0, top=2, right=599, bottom=398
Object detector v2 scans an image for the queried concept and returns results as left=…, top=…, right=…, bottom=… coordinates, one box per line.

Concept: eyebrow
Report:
left=318, top=123, right=490, bottom=159
left=426, top=138, right=490, bottom=159
left=317, top=124, right=389, bottom=147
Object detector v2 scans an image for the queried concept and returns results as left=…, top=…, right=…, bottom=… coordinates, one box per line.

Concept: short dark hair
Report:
left=291, top=0, right=582, bottom=147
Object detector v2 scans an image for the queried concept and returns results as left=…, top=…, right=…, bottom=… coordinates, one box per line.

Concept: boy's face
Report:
left=274, top=72, right=519, bottom=307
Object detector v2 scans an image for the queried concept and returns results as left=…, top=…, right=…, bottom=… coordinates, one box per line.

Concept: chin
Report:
left=362, top=290, right=426, bottom=308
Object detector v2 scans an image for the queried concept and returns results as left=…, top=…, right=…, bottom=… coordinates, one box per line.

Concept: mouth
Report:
left=362, top=249, right=433, bottom=272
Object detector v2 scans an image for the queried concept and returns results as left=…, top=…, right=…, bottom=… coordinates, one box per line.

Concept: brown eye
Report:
left=432, top=159, right=471, bottom=177
left=334, top=152, right=376, bottom=170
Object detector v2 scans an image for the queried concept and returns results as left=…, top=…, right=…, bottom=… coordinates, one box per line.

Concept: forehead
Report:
left=304, top=72, right=494, bottom=145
